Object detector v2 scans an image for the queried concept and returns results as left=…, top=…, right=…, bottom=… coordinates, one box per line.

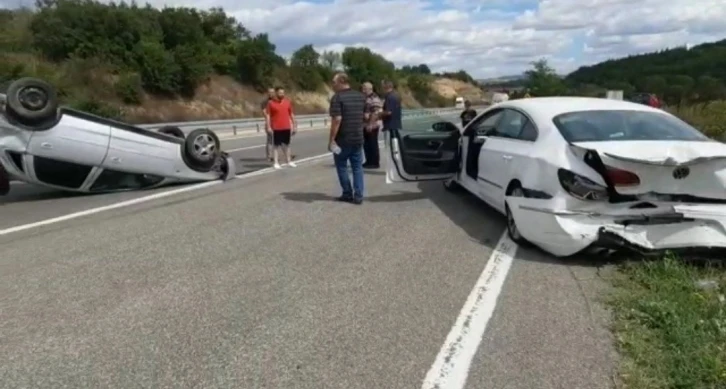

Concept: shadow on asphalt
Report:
left=0, top=185, right=87, bottom=204
left=281, top=190, right=427, bottom=203
left=0, top=181, right=193, bottom=204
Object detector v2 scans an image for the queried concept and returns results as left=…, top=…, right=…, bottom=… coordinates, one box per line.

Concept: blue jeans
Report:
left=333, top=145, right=364, bottom=199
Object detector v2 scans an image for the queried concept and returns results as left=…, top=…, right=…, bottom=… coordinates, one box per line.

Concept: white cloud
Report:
left=102, top=0, right=726, bottom=77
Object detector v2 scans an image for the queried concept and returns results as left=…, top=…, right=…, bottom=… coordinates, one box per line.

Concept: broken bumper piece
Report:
left=507, top=197, right=726, bottom=257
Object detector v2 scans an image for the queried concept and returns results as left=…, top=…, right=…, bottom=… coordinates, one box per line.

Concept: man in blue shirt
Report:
left=380, top=80, right=402, bottom=137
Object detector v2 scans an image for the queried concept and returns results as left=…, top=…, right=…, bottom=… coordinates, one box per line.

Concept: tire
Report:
left=505, top=186, right=531, bottom=246
left=4, top=78, right=59, bottom=127
left=158, top=126, right=185, bottom=139
left=184, top=128, right=221, bottom=170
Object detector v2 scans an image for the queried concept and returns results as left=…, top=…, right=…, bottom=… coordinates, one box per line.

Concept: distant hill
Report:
left=565, top=38, right=726, bottom=92
left=477, top=74, right=525, bottom=85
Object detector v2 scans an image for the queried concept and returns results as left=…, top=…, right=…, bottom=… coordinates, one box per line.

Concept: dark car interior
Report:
left=389, top=121, right=460, bottom=178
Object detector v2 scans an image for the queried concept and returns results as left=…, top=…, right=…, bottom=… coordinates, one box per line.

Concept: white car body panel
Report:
left=27, top=114, right=111, bottom=167
left=0, top=107, right=234, bottom=194
left=386, top=96, right=726, bottom=257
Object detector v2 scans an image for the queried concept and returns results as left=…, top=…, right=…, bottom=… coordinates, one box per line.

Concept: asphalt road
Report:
left=0, top=114, right=457, bottom=229
left=0, top=113, right=618, bottom=389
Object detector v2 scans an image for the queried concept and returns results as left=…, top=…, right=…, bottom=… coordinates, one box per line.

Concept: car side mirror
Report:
left=431, top=121, right=458, bottom=133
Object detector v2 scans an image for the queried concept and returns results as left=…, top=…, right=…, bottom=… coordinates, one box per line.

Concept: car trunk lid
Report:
left=571, top=140, right=726, bottom=199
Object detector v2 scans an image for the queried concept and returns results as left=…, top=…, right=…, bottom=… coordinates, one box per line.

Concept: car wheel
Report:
left=505, top=186, right=531, bottom=246
left=158, top=126, right=185, bottom=139
left=184, top=128, right=221, bottom=170
left=4, top=78, right=59, bottom=128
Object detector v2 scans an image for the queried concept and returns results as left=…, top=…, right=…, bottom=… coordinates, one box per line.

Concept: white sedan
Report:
left=0, top=78, right=235, bottom=195
left=385, top=97, right=726, bottom=258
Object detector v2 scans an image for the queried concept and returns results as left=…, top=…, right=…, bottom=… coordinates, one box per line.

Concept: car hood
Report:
left=570, top=140, right=726, bottom=199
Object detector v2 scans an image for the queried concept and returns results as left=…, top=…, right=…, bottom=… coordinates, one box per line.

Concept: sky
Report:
left=15, top=0, right=726, bottom=78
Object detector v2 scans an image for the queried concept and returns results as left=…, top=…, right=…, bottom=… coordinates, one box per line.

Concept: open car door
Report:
left=385, top=120, right=461, bottom=183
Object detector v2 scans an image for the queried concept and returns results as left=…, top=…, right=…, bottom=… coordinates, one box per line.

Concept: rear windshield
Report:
left=552, top=110, right=710, bottom=142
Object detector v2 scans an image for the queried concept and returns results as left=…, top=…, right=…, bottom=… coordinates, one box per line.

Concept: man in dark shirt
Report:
left=328, top=72, right=366, bottom=204
left=380, top=80, right=402, bottom=133
left=460, top=100, right=477, bottom=128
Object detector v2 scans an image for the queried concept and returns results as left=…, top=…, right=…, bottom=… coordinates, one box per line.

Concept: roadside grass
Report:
left=607, top=254, right=726, bottom=389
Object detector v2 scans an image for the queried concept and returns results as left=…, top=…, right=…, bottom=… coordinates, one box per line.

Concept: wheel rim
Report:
left=507, top=187, right=524, bottom=239
left=17, top=86, right=48, bottom=111
left=192, top=133, right=216, bottom=160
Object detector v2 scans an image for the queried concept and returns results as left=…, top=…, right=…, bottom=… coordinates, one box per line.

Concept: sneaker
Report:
left=273, top=163, right=282, bottom=169
left=288, top=161, right=297, bottom=168
left=336, top=195, right=353, bottom=202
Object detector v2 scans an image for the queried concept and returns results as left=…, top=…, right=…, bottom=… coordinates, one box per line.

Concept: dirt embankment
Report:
left=125, top=76, right=484, bottom=123
left=430, top=78, right=486, bottom=103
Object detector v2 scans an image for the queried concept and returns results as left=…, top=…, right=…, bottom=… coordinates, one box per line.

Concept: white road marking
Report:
left=225, top=144, right=265, bottom=152
left=421, top=231, right=517, bottom=389
left=0, top=152, right=334, bottom=236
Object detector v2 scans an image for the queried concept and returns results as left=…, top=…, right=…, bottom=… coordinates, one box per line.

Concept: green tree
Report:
left=400, top=64, right=431, bottom=75
left=290, top=44, right=323, bottom=91
left=235, top=33, right=279, bottom=89
left=637, top=75, right=667, bottom=96
left=524, top=59, right=567, bottom=96
left=694, top=75, right=726, bottom=102
left=341, top=47, right=395, bottom=87
left=319, top=50, right=341, bottom=71
left=0, top=0, right=472, bottom=117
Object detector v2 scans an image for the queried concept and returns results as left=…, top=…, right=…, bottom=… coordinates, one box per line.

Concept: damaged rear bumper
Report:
left=506, top=198, right=726, bottom=257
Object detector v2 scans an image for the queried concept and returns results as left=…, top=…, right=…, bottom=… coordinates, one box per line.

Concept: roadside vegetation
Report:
left=517, top=36, right=726, bottom=138
left=516, top=43, right=726, bottom=388
left=608, top=257, right=726, bottom=388
left=0, top=0, right=477, bottom=122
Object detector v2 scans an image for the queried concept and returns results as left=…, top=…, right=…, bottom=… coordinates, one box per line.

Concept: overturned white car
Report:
left=0, top=77, right=235, bottom=195
left=386, top=96, right=726, bottom=257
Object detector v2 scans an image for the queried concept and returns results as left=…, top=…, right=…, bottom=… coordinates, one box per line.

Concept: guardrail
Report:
left=137, top=107, right=478, bottom=137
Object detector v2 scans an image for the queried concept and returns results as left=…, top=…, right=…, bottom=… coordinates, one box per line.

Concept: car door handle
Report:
left=502, top=155, right=512, bottom=160
left=427, top=140, right=442, bottom=148
left=41, top=142, right=52, bottom=149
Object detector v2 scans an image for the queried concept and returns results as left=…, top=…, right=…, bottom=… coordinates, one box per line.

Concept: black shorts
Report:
left=272, top=129, right=291, bottom=146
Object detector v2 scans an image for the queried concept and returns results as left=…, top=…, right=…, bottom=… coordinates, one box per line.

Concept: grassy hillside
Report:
left=0, top=2, right=484, bottom=124
left=565, top=39, right=726, bottom=105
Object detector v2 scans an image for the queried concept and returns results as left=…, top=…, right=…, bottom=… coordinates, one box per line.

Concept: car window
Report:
left=492, top=109, right=526, bottom=139
left=552, top=110, right=710, bottom=142
left=519, top=120, right=538, bottom=141
left=467, top=109, right=503, bottom=135
left=33, top=156, right=92, bottom=189
left=90, top=169, right=165, bottom=192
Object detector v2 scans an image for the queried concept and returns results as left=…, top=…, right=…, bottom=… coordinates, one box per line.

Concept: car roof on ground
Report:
left=497, top=96, right=663, bottom=120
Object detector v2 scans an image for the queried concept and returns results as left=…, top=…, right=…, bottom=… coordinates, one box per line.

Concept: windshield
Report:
left=552, top=110, right=710, bottom=142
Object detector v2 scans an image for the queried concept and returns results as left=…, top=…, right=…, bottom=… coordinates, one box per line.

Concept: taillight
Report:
left=557, top=169, right=608, bottom=201
left=605, top=166, right=640, bottom=187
